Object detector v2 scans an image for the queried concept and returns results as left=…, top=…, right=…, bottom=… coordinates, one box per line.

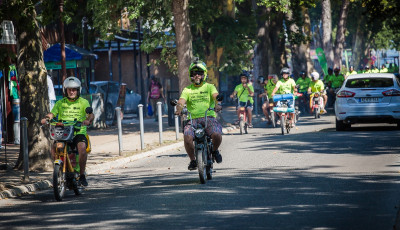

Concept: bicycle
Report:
left=43, top=107, right=92, bottom=201
left=273, top=94, right=295, bottom=135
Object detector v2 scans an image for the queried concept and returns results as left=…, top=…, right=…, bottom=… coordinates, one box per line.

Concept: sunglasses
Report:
left=191, top=71, right=204, bottom=77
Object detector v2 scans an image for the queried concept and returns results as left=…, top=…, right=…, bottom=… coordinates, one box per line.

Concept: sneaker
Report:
left=233, top=120, right=240, bottom=125
left=79, top=174, right=88, bottom=187
left=321, top=109, right=327, bottom=114
left=277, top=120, right=281, bottom=125
left=188, top=160, right=197, bottom=170
left=213, top=150, right=222, bottom=163
left=248, top=123, right=253, bottom=128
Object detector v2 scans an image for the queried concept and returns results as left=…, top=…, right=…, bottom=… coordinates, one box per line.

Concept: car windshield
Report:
left=345, top=78, right=394, bottom=88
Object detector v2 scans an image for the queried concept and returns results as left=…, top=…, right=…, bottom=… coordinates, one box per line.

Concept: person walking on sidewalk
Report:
left=230, top=73, right=254, bottom=128
left=174, top=60, right=223, bottom=170
left=147, top=75, right=166, bottom=121
left=41, top=76, right=94, bottom=186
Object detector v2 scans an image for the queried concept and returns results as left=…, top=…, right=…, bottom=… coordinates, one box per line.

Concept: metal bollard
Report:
left=21, top=117, right=29, bottom=183
left=138, top=104, right=145, bottom=150
left=115, top=107, right=123, bottom=155
left=174, top=106, right=179, bottom=140
left=157, top=102, right=163, bottom=144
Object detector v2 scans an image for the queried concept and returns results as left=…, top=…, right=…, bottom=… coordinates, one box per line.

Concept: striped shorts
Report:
left=184, top=117, right=222, bottom=138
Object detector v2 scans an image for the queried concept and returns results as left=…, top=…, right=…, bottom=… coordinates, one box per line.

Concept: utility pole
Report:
left=59, top=0, right=67, bottom=81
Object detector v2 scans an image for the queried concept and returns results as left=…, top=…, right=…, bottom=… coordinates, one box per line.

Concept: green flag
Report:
left=316, top=48, right=328, bottom=76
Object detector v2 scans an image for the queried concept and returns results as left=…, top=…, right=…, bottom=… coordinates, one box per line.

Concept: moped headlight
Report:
left=195, top=128, right=205, bottom=139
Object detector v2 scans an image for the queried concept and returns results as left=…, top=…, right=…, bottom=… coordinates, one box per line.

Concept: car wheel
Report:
left=336, top=118, right=346, bottom=131
left=106, top=104, right=114, bottom=121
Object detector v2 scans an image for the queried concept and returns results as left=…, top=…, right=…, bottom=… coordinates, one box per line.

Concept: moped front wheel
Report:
left=53, top=163, right=66, bottom=201
left=314, top=106, right=319, bottom=119
left=196, top=146, right=206, bottom=184
left=280, top=115, right=285, bottom=135
left=239, top=118, right=244, bottom=135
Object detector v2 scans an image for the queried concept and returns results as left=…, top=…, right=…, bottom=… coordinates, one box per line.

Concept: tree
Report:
left=0, top=1, right=53, bottom=170
left=172, top=0, right=192, bottom=92
left=321, top=0, right=334, bottom=67
left=333, top=0, right=350, bottom=69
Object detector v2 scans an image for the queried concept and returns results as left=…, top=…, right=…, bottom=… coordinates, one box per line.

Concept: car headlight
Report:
left=195, top=128, right=205, bottom=139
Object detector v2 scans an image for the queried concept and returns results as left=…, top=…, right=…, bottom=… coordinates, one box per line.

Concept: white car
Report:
left=334, top=73, right=400, bottom=131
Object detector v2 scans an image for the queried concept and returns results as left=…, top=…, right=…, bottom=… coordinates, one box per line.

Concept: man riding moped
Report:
left=174, top=60, right=223, bottom=171
left=308, top=72, right=327, bottom=114
left=271, top=67, right=297, bottom=127
left=41, top=76, right=94, bottom=186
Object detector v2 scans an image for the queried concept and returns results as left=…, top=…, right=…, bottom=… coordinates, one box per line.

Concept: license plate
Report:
left=359, top=97, right=379, bottom=103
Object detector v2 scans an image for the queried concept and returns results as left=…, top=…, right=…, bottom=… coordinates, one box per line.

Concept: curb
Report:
left=0, top=142, right=183, bottom=200
left=222, top=125, right=237, bottom=134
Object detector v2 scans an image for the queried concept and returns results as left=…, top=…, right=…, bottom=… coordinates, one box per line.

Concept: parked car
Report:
left=89, top=81, right=141, bottom=121
left=334, top=73, right=400, bottom=131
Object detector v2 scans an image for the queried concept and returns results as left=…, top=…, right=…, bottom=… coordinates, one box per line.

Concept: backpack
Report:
left=150, top=83, right=161, bottom=99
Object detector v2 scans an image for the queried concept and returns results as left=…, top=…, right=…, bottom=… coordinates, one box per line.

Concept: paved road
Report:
left=1, top=113, right=400, bottom=229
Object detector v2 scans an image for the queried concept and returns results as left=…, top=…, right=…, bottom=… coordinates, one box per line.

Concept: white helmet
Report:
left=310, top=72, right=320, bottom=81
left=63, top=76, right=82, bottom=97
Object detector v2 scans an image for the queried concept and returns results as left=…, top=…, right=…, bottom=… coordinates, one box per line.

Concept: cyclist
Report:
left=308, top=72, right=327, bottom=114
left=41, top=76, right=94, bottom=186
left=345, top=66, right=357, bottom=78
left=324, top=67, right=334, bottom=86
left=259, top=74, right=279, bottom=125
left=327, top=67, right=344, bottom=107
left=271, top=67, right=297, bottom=127
left=230, top=73, right=254, bottom=128
left=380, top=64, right=388, bottom=73
left=174, top=60, right=223, bottom=171
left=295, top=70, right=311, bottom=114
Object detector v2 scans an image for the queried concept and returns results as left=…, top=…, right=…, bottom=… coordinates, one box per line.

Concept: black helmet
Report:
left=328, top=67, right=333, bottom=74
left=257, top=76, right=264, bottom=84
left=299, top=71, right=306, bottom=78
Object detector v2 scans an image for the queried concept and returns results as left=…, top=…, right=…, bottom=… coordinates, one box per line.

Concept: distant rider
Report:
left=308, top=72, right=327, bottom=114
left=41, top=76, right=94, bottom=186
left=271, top=67, right=297, bottom=127
left=174, top=60, right=223, bottom=170
left=259, top=74, right=279, bottom=125
left=230, top=73, right=254, bottom=128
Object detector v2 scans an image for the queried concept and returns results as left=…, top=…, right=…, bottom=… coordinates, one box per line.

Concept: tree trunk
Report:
left=351, top=15, right=365, bottom=70
left=321, top=0, right=334, bottom=68
left=14, top=1, right=53, bottom=171
left=172, top=0, right=192, bottom=93
left=333, top=0, right=350, bottom=69
left=269, top=11, right=285, bottom=73
left=303, top=8, right=313, bottom=74
left=252, top=3, right=268, bottom=79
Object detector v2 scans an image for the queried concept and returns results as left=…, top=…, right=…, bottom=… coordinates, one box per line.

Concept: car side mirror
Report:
left=170, top=99, right=178, bottom=106
left=216, top=95, right=224, bottom=102
left=85, top=107, right=93, bottom=114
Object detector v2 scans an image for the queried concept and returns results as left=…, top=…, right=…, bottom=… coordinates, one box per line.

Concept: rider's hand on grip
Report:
left=215, top=104, right=222, bottom=113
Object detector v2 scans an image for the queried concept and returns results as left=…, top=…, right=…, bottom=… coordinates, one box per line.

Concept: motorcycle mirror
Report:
left=170, top=99, right=178, bottom=106
left=216, top=95, right=224, bottom=101
left=85, top=107, right=93, bottom=114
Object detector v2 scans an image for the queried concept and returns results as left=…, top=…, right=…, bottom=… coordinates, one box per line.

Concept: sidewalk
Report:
left=0, top=106, right=246, bottom=200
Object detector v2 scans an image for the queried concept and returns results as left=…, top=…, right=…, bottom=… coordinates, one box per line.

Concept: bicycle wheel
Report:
left=271, top=111, right=276, bottom=128
left=239, top=118, right=244, bottom=135
left=196, top=146, right=206, bottom=184
left=244, top=122, right=248, bottom=134
left=280, top=115, right=285, bottom=135
left=53, top=163, right=66, bottom=201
